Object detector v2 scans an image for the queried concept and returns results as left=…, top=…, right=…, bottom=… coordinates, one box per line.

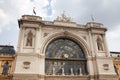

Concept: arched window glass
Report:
left=45, top=38, right=88, bottom=75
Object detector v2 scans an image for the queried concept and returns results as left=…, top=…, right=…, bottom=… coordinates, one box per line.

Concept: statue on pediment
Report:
left=55, top=11, right=73, bottom=22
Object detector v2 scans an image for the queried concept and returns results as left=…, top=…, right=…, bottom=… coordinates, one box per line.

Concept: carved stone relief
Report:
left=44, top=33, right=49, bottom=37
left=82, top=36, right=87, bottom=41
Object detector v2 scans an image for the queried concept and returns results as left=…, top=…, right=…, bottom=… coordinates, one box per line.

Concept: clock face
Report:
left=61, top=51, right=69, bottom=58
left=45, top=38, right=85, bottom=59
left=64, top=53, right=69, bottom=58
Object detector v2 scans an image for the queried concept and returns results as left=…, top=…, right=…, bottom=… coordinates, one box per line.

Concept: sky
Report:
left=0, top=0, right=120, bottom=52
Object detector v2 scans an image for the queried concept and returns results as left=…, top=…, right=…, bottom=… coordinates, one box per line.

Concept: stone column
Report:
left=53, top=67, right=55, bottom=75
left=79, top=67, right=83, bottom=76
left=62, top=68, right=65, bottom=75
left=70, top=68, right=74, bottom=75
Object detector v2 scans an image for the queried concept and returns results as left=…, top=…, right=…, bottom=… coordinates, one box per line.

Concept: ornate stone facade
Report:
left=0, top=45, right=15, bottom=80
left=13, top=15, right=117, bottom=80
left=111, top=52, right=120, bottom=80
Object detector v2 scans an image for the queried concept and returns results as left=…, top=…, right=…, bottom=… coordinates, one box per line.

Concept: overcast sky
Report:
left=0, top=0, right=120, bottom=52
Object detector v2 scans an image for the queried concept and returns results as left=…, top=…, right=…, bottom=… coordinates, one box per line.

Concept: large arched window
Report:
left=45, top=38, right=88, bottom=75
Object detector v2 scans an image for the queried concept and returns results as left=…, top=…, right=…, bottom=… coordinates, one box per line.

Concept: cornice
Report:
left=16, top=53, right=45, bottom=58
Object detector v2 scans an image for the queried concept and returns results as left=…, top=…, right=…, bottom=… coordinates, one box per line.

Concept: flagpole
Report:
left=91, top=14, right=94, bottom=22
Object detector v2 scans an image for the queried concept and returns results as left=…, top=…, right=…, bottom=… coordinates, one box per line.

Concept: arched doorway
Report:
left=45, top=38, right=88, bottom=75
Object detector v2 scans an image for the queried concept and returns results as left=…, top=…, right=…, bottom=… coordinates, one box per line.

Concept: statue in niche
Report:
left=26, top=31, right=33, bottom=46
left=97, top=38, right=103, bottom=51
left=2, top=61, right=10, bottom=75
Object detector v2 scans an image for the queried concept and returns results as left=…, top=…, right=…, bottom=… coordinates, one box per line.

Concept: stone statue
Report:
left=55, top=11, right=72, bottom=22
left=97, top=39, right=103, bottom=51
left=26, top=31, right=33, bottom=46
left=2, top=61, right=10, bottom=75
